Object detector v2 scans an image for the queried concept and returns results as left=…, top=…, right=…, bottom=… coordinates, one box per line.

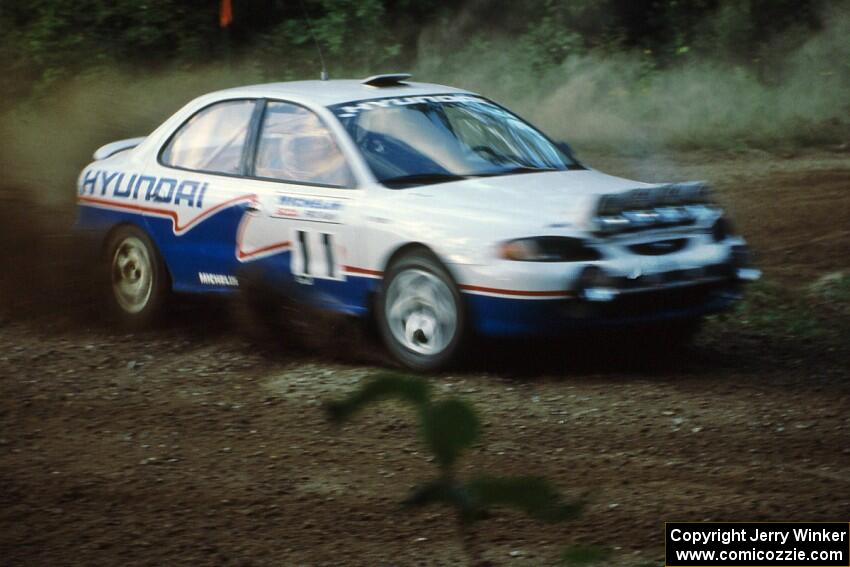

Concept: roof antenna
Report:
left=298, top=0, right=328, bottom=81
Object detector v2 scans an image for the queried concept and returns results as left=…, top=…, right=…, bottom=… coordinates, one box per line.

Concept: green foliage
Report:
left=325, top=371, right=430, bottom=422
left=403, top=475, right=581, bottom=525
left=514, top=0, right=583, bottom=70
left=254, top=0, right=402, bottom=78
left=326, top=373, right=583, bottom=561
left=403, top=478, right=465, bottom=509
left=421, top=399, right=480, bottom=470
left=560, top=544, right=613, bottom=565
left=809, top=272, right=850, bottom=313
left=466, top=475, right=582, bottom=523
left=1, top=0, right=846, bottom=164
left=722, top=279, right=833, bottom=341
left=706, top=272, right=850, bottom=350
left=0, top=0, right=834, bottom=101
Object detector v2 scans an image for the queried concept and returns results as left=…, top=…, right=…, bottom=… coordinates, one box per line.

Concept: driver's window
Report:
left=161, top=100, right=256, bottom=174
left=254, top=102, right=354, bottom=188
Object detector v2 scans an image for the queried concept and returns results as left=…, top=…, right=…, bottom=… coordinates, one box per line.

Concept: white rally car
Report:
left=75, top=73, right=759, bottom=370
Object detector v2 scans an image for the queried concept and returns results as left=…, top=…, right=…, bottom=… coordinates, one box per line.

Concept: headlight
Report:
left=499, top=237, right=601, bottom=262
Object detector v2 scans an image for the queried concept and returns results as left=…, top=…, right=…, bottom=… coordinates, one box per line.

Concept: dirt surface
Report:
left=1, top=151, right=848, bottom=566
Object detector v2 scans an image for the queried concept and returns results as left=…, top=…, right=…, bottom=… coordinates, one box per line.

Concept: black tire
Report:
left=104, top=225, right=169, bottom=328
left=377, top=250, right=466, bottom=372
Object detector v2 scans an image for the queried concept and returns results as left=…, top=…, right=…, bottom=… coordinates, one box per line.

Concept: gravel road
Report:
left=1, top=150, right=848, bottom=566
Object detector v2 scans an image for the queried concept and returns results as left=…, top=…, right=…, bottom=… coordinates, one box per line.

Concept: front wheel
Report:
left=105, top=225, right=169, bottom=327
left=378, top=251, right=466, bottom=372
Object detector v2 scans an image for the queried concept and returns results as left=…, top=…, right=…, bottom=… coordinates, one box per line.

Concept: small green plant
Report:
left=560, top=545, right=613, bottom=565
left=326, top=372, right=584, bottom=566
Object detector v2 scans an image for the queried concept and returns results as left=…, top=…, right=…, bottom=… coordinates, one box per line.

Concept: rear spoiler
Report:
left=93, top=136, right=146, bottom=160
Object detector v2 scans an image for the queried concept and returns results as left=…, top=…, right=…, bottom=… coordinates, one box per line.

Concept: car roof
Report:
left=208, top=79, right=475, bottom=107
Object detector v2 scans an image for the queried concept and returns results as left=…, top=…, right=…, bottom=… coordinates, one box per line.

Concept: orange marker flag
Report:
left=220, top=0, right=233, bottom=28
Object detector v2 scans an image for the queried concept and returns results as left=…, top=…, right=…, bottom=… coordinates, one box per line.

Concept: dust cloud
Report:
left=417, top=4, right=850, bottom=153
left=0, top=67, right=266, bottom=207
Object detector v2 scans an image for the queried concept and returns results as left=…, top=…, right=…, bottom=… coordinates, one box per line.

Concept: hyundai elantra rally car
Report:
left=75, top=73, right=760, bottom=370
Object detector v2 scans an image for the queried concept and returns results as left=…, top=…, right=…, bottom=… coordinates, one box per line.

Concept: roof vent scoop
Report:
left=361, top=73, right=412, bottom=87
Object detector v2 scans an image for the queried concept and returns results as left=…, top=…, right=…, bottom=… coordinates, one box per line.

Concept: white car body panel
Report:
left=75, top=78, right=756, bottom=337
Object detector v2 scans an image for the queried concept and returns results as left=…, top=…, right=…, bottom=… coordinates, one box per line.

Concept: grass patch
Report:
left=709, top=274, right=850, bottom=344
left=560, top=545, right=613, bottom=565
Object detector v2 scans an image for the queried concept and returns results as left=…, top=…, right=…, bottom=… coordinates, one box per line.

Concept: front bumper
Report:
left=575, top=263, right=761, bottom=305
left=465, top=279, right=744, bottom=336
left=461, top=254, right=759, bottom=337
left=455, top=235, right=760, bottom=337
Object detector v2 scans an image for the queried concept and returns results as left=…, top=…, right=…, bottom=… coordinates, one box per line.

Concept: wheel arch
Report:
left=103, top=222, right=174, bottom=288
left=384, top=242, right=436, bottom=272
left=365, top=241, right=463, bottom=320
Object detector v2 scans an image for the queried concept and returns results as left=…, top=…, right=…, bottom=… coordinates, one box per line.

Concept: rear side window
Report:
left=161, top=100, right=256, bottom=174
left=253, top=101, right=353, bottom=187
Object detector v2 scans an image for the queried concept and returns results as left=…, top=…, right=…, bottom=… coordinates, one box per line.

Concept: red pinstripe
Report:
left=343, top=265, right=383, bottom=276
left=77, top=193, right=256, bottom=234
left=458, top=284, right=573, bottom=298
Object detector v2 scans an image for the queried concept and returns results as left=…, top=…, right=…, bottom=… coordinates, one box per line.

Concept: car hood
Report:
left=397, top=169, right=651, bottom=229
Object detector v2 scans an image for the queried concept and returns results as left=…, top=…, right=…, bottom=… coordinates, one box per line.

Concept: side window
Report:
left=254, top=102, right=353, bottom=187
left=161, top=100, right=256, bottom=174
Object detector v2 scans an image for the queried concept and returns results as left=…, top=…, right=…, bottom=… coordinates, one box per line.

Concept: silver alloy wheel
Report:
left=385, top=268, right=457, bottom=355
left=111, top=236, right=154, bottom=314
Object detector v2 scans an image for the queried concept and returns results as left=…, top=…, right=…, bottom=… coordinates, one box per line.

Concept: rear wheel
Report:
left=106, top=225, right=169, bottom=327
left=378, top=251, right=466, bottom=372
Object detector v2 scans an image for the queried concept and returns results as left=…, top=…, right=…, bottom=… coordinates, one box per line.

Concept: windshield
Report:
left=329, top=94, right=577, bottom=187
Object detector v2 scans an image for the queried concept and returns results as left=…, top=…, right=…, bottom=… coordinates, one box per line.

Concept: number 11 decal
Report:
left=291, top=229, right=344, bottom=282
